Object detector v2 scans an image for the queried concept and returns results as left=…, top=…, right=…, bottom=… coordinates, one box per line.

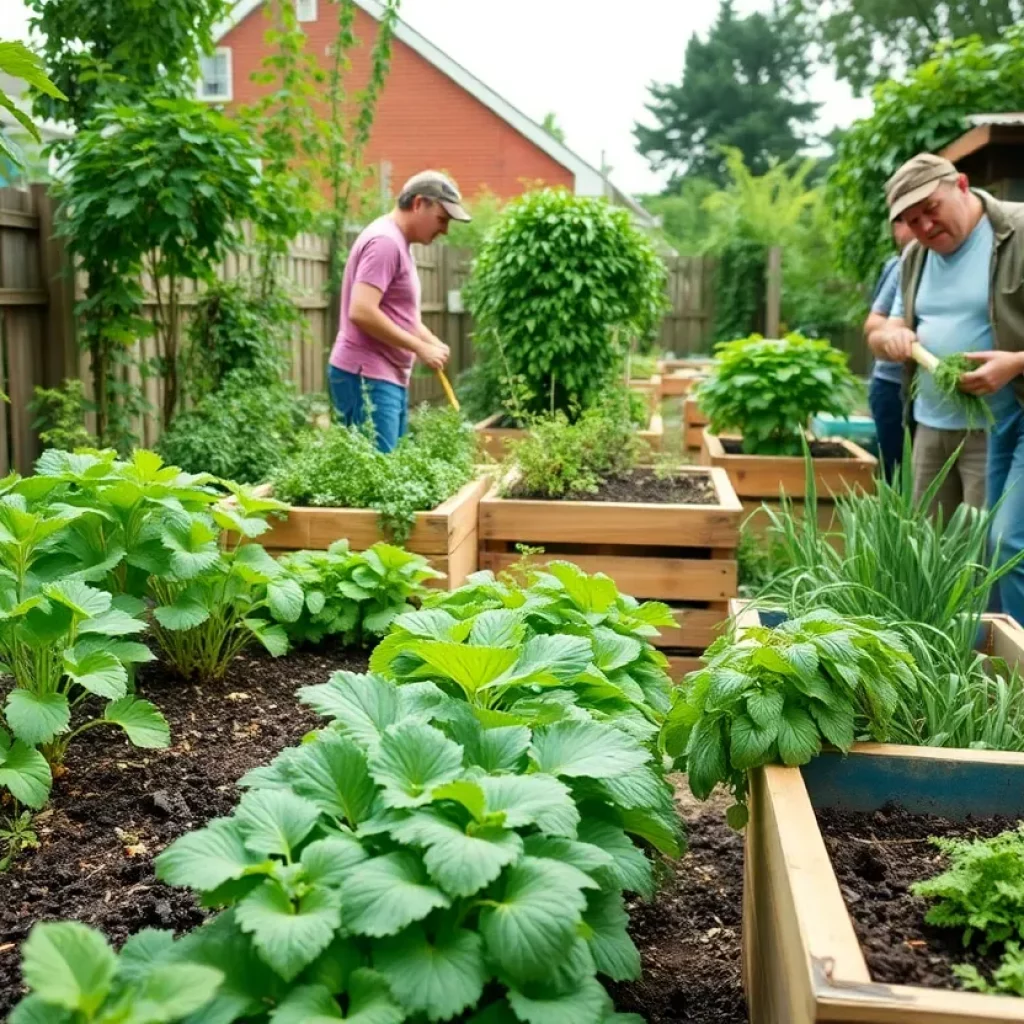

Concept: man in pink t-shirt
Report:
left=328, top=170, right=471, bottom=451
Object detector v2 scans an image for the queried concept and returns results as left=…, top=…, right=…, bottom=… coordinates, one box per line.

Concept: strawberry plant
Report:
left=10, top=921, right=223, bottom=1024
left=696, top=332, right=861, bottom=455
left=278, top=541, right=443, bottom=647
left=147, top=670, right=670, bottom=1022
left=661, top=609, right=917, bottom=825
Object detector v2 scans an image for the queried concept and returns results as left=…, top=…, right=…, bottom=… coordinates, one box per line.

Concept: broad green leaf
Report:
left=478, top=857, right=594, bottom=984
left=375, top=925, right=488, bottom=1021
left=44, top=580, right=111, bottom=620
left=9, top=995, right=72, bottom=1024
left=391, top=608, right=470, bottom=641
left=477, top=773, right=580, bottom=837
left=268, top=578, right=305, bottom=623
left=729, top=713, right=777, bottom=771
left=162, top=518, right=220, bottom=579
left=746, top=689, right=784, bottom=729
left=583, top=889, right=641, bottom=981
left=751, top=647, right=796, bottom=676
left=686, top=716, right=727, bottom=800
left=505, top=634, right=592, bottom=685
left=546, top=562, right=618, bottom=613
left=117, top=929, right=176, bottom=981
left=300, top=834, right=369, bottom=887
left=20, top=922, right=117, bottom=1015
left=705, top=667, right=751, bottom=711
left=156, top=818, right=269, bottom=891
left=268, top=970, right=404, bottom=1024
left=0, top=734, right=52, bottom=808
left=299, top=936, right=364, bottom=1003
left=469, top=608, right=525, bottom=647
left=298, top=672, right=399, bottom=748
left=406, top=641, right=519, bottom=698
left=342, top=851, right=450, bottom=937
left=235, top=788, right=322, bottom=858
left=235, top=881, right=341, bottom=981
left=776, top=704, right=822, bottom=765
left=63, top=649, right=128, bottom=699
left=506, top=976, right=609, bottom=1024
left=529, top=720, right=649, bottom=779
left=121, top=963, right=225, bottom=1022
left=432, top=779, right=488, bottom=821
left=368, top=720, right=464, bottom=809
left=286, top=733, right=377, bottom=826
left=268, top=984, right=343, bottom=1023
left=618, top=805, right=683, bottom=859
left=464, top=724, right=531, bottom=773
left=153, top=594, right=209, bottom=631
left=592, top=627, right=642, bottom=672
left=576, top=819, right=652, bottom=896
left=727, top=804, right=750, bottom=829
left=599, top=766, right=670, bottom=811
left=390, top=809, right=524, bottom=897
left=76, top=607, right=148, bottom=637
left=247, top=619, right=290, bottom=658
left=104, top=697, right=170, bottom=749
left=810, top=699, right=856, bottom=751
left=522, top=835, right=615, bottom=875
left=5, top=689, right=70, bottom=745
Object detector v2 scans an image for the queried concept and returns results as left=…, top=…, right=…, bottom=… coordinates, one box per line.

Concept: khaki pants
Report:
left=912, top=425, right=988, bottom=521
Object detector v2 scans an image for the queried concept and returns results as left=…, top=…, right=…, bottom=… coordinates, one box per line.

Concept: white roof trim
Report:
left=213, top=0, right=654, bottom=226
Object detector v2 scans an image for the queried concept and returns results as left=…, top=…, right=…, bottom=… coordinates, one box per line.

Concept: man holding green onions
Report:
left=870, top=152, right=1024, bottom=623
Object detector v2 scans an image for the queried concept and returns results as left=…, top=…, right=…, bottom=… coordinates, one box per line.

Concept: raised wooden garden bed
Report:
left=657, top=356, right=715, bottom=374
left=745, top=744, right=1024, bottom=1024
left=474, top=410, right=665, bottom=461
left=684, top=396, right=709, bottom=452
left=244, top=477, right=490, bottom=590
left=661, top=368, right=706, bottom=398
left=700, top=428, right=877, bottom=535
left=478, top=467, right=743, bottom=679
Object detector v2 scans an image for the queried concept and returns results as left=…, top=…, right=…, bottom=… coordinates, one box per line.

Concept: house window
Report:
left=198, top=48, right=232, bottom=102
left=296, top=0, right=317, bottom=22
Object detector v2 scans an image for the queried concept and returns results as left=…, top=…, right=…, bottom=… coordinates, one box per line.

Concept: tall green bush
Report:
left=465, top=189, right=668, bottom=418
left=827, top=25, right=1024, bottom=283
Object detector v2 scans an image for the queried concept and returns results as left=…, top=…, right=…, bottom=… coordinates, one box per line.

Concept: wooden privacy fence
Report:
left=0, top=183, right=717, bottom=474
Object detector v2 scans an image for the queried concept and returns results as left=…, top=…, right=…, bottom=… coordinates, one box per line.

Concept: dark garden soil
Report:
left=817, top=803, right=1021, bottom=991
left=0, top=644, right=369, bottom=1018
left=611, top=784, right=749, bottom=1023
left=511, top=469, right=720, bottom=505
left=720, top=438, right=850, bottom=459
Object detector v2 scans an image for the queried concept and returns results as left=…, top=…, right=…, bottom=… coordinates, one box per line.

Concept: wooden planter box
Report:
left=661, top=368, right=707, bottom=398
left=745, top=744, right=1024, bottom=1024
left=657, top=356, right=715, bottom=374
left=478, top=467, right=743, bottom=679
left=249, top=477, right=489, bottom=590
left=474, top=411, right=665, bottom=462
left=700, top=428, right=877, bottom=536
left=684, top=396, right=709, bottom=452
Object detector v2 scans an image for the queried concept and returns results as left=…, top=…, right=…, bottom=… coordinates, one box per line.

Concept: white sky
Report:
left=1, top=0, right=871, bottom=195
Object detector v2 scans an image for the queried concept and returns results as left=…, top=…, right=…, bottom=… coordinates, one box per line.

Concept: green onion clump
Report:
left=930, top=353, right=994, bottom=427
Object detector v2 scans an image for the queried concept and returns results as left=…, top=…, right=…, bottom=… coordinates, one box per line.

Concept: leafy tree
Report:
left=0, top=40, right=65, bottom=168
left=57, top=97, right=265, bottom=444
left=786, top=0, right=1024, bottom=95
left=827, top=24, right=1024, bottom=283
left=26, top=0, right=229, bottom=131
left=640, top=177, right=717, bottom=256
left=541, top=111, right=567, bottom=143
left=635, top=0, right=819, bottom=186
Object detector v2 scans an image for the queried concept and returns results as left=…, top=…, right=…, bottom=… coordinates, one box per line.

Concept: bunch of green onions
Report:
left=929, top=353, right=994, bottom=427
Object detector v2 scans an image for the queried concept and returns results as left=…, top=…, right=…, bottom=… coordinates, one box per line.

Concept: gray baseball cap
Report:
left=885, top=153, right=960, bottom=222
left=399, top=170, right=472, bottom=222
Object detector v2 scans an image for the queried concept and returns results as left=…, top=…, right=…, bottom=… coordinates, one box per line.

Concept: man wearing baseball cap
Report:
left=867, top=152, right=1024, bottom=621
left=328, top=170, right=471, bottom=452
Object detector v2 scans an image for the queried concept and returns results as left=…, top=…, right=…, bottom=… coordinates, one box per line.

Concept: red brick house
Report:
left=203, top=0, right=653, bottom=224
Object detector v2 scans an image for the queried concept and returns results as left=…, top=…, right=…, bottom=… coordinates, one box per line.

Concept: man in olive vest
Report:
left=868, top=153, right=1024, bottom=623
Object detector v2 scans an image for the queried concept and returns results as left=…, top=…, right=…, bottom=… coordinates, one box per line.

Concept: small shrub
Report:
left=697, top=332, right=862, bottom=455
left=29, top=379, right=96, bottom=451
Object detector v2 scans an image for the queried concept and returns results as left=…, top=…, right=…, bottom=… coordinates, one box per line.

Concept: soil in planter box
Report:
left=0, top=644, right=370, bottom=1018
left=609, top=784, right=749, bottom=1023
left=510, top=469, right=719, bottom=505
left=817, top=803, right=1020, bottom=991
left=720, top=438, right=849, bottom=458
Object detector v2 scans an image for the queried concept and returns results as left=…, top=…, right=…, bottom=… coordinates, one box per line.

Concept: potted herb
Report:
left=478, top=397, right=743, bottom=676
left=696, top=333, right=875, bottom=529
left=262, top=407, right=488, bottom=589
left=465, top=188, right=668, bottom=457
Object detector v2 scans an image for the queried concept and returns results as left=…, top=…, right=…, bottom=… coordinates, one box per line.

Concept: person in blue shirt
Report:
left=862, top=216, right=914, bottom=481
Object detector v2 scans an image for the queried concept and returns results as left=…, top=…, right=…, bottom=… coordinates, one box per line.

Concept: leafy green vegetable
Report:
left=661, top=609, right=916, bottom=816
left=697, top=332, right=862, bottom=455
left=271, top=407, right=476, bottom=542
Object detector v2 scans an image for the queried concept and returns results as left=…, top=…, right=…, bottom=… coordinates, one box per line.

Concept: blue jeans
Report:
left=868, top=376, right=906, bottom=483
left=328, top=366, right=408, bottom=453
left=987, top=406, right=1024, bottom=623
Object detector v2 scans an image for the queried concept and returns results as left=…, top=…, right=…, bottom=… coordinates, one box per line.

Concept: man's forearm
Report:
left=353, top=307, right=422, bottom=355
left=415, top=321, right=442, bottom=347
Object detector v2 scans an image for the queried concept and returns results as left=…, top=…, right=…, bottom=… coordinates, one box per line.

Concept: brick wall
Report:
left=221, top=3, right=576, bottom=202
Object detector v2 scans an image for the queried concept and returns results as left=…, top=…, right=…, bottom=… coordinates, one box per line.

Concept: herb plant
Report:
left=661, top=609, right=917, bottom=824
left=278, top=541, right=443, bottom=647
left=918, top=352, right=994, bottom=429
left=271, top=407, right=475, bottom=542
left=11, top=921, right=224, bottom=1024
left=466, top=188, right=668, bottom=418
left=696, top=332, right=862, bottom=455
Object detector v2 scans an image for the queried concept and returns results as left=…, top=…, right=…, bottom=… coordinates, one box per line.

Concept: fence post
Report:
left=33, top=184, right=76, bottom=388
left=765, top=245, right=782, bottom=338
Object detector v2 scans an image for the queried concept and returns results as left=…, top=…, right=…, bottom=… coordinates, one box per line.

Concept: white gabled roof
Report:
left=214, top=0, right=654, bottom=226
